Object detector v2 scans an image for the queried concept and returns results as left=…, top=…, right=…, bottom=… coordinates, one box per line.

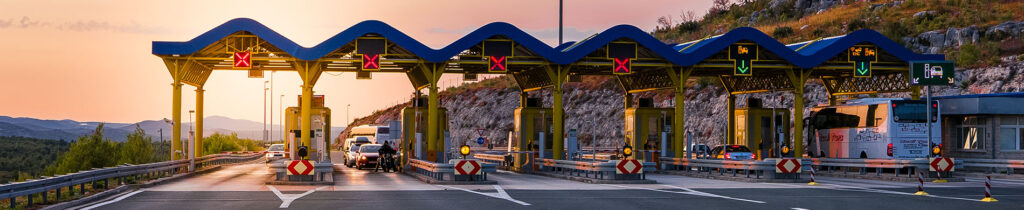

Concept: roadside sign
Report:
left=477, top=137, right=485, bottom=145
left=616, top=159, right=643, bottom=174
left=455, top=160, right=481, bottom=175
left=287, top=160, right=315, bottom=175
left=910, top=61, right=955, bottom=86
left=775, top=158, right=801, bottom=173
left=929, top=157, right=954, bottom=172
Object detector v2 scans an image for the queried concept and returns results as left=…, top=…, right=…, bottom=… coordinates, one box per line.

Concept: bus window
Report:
left=865, top=105, right=881, bottom=127
left=892, top=101, right=937, bottom=123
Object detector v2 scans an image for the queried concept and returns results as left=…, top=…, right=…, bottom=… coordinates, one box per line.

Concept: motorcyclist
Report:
left=377, top=141, right=396, bottom=172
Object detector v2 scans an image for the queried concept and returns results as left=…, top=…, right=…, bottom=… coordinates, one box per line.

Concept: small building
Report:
left=936, top=92, right=1024, bottom=159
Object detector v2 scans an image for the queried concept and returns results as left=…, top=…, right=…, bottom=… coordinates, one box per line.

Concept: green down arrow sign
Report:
left=854, top=61, right=871, bottom=77
left=734, top=59, right=752, bottom=76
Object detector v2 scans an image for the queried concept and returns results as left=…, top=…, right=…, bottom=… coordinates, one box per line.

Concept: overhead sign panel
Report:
left=849, top=46, right=877, bottom=77
left=607, top=42, right=637, bottom=75
left=729, top=44, right=758, bottom=76
left=484, top=40, right=513, bottom=73
left=910, top=61, right=955, bottom=86
left=357, top=38, right=386, bottom=71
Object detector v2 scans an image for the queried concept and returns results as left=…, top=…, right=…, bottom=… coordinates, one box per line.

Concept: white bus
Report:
left=349, top=125, right=391, bottom=144
left=806, top=98, right=940, bottom=159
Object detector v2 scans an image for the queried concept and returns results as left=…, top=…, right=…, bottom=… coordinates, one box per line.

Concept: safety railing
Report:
left=660, top=157, right=784, bottom=179
left=473, top=153, right=511, bottom=168
left=962, top=159, right=1024, bottom=175
left=0, top=153, right=263, bottom=208
left=806, top=158, right=964, bottom=177
left=407, top=159, right=496, bottom=181
left=535, top=158, right=655, bottom=180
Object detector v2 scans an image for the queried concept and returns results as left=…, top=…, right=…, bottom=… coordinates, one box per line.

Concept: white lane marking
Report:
left=80, top=190, right=146, bottom=210
left=268, top=186, right=328, bottom=208
left=792, top=208, right=810, bottom=210
left=437, top=185, right=531, bottom=206
left=966, top=178, right=1024, bottom=186
left=604, top=184, right=765, bottom=204
left=817, top=183, right=982, bottom=202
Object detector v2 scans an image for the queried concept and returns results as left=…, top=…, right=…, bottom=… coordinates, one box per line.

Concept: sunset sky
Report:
left=0, top=0, right=714, bottom=126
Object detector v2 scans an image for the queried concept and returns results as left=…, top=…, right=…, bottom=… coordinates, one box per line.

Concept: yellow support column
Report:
left=427, top=77, right=440, bottom=162
left=911, top=86, right=922, bottom=100
left=171, top=82, right=182, bottom=160
left=668, top=68, right=691, bottom=158
left=195, top=88, right=204, bottom=157
left=552, top=71, right=564, bottom=160
left=300, top=85, right=313, bottom=160
left=295, top=61, right=322, bottom=160
left=787, top=68, right=813, bottom=158
left=726, top=94, right=735, bottom=145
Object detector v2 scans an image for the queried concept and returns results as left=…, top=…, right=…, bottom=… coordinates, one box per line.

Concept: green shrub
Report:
left=955, top=43, right=980, bottom=67
left=773, top=26, right=794, bottom=38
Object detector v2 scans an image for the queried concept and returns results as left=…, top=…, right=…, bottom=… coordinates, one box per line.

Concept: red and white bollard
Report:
left=933, top=171, right=947, bottom=183
left=981, top=176, right=998, bottom=202
left=914, top=172, right=929, bottom=195
left=808, top=166, right=819, bottom=186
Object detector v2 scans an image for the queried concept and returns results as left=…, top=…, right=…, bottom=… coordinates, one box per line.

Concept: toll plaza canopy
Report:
left=152, top=18, right=944, bottom=162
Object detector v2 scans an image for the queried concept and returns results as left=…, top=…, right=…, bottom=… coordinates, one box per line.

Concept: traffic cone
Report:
left=914, top=172, right=929, bottom=196
left=808, top=167, right=819, bottom=186
left=932, top=171, right=947, bottom=183
left=980, top=176, right=998, bottom=202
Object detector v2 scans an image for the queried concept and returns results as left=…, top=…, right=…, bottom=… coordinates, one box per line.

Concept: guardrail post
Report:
left=42, top=190, right=47, bottom=204
left=56, top=187, right=61, bottom=201
left=80, top=183, right=85, bottom=195
left=9, top=192, right=15, bottom=209
left=27, top=193, right=33, bottom=207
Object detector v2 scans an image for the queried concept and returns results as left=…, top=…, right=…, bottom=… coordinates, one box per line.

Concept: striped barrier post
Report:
left=981, top=176, right=998, bottom=202
left=932, top=171, right=947, bottom=183
left=808, top=166, right=819, bottom=186
left=914, top=172, right=929, bottom=196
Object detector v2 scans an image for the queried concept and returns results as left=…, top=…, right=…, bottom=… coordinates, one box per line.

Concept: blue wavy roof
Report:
left=153, top=18, right=944, bottom=67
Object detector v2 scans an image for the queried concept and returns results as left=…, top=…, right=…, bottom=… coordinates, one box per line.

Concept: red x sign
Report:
left=362, top=54, right=380, bottom=70
left=233, top=52, right=251, bottom=68
left=489, top=56, right=507, bottom=72
left=612, top=58, right=631, bottom=74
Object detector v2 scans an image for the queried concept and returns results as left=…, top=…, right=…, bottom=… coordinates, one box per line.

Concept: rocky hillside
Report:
left=339, top=0, right=1024, bottom=148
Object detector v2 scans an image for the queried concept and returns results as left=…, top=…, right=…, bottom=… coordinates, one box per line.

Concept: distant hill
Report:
left=0, top=115, right=344, bottom=142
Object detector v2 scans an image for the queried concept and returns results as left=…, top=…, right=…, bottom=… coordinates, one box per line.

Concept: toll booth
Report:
left=284, top=96, right=332, bottom=162
left=624, top=99, right=673, bottom=163
left=400, top=106, right=448, bottom=163
left=733, top=99, right=790, bottom=159
left=512, top=98, right=553, bottom=171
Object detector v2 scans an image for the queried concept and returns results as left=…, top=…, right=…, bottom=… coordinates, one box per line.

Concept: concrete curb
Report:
left=654, top=170, right=806, bottom=183
left=528, top=171, right=657, bottom=184
left=403, top=171, right=498, bottom=185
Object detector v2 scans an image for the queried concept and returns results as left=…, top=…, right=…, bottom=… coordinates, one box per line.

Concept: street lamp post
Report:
left=264, top=81, right=269, bottom=142
left=270, top=72, right=274, bottom=143
left=346, top=104, right=351, bottom=126
left=280, top=94, right=285, bottom=142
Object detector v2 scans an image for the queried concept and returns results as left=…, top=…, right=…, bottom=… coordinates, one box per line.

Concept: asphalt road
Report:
left=79, top=153, right=1024, bottom=210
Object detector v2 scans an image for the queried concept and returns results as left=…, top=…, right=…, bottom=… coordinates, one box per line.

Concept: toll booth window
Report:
left=954, top=116, right=987, bottom=150
left=999, top=117, right=1024, bottom=151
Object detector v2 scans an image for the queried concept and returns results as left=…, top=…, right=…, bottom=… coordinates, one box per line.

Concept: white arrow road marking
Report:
left=438, top=185, right=531, bottom=206
left=268, top=186, right=327, bottom=208
left=80, top=190, right=146, bottom=210
left=604, top=184, right=765, bottom=204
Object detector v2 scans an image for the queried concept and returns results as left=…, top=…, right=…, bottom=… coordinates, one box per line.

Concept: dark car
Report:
left=710, top=145, right=755, bottom=160
left=355, top=144, right=382, bottom=170
left=690, top=144, right=711, bottom=159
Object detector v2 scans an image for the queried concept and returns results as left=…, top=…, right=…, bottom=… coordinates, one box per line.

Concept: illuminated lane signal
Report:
left=729, top=44, right=758, bottom=76
left=483, top=40, right=513, bottom=73
left=607, top=42, right=637, bottom=75
left=357, top=38, right=386, bottom=71
left=362, top=54, right=380, bottom=70
left=849, top=46, right=877, bottom=78
left=233, top=51, right=251, bottom=68
left=489, top=56, right=507, bottom=72
left=613, top=57, right=632, bottom=74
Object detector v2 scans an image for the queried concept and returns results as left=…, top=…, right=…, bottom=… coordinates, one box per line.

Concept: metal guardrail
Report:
left=962, top=159, right=1024, bottom=175
left=408, top=159, right=496, bottom=181
left=806, top=158, right=965, bottom=177
left=536, top=158, right=654, bottom=180
left=660, top=157, right=784, bottom=179
left=473, top=154, right=511, bottom=168
left=0, top=153, right=263, bottom=208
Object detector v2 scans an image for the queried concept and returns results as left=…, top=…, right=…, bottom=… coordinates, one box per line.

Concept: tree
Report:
left=52, top=124, right=118, bottom=174
left=119, top=125, right=154, bottom=164
left=710, top=0, right=731, bottom=15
